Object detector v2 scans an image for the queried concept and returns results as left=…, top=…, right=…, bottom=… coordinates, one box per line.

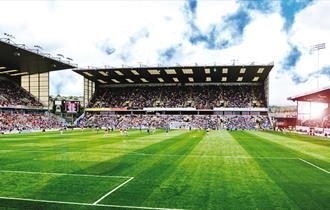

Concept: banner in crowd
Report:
left=143, top=107, right=197, bottom=111
left=213, top=107, right=268, bottom=112
left=85, top=107, right=128, bottom=111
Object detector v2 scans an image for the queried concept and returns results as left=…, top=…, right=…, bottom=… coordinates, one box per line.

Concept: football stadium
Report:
left=0, top=1, right=329, bottom=210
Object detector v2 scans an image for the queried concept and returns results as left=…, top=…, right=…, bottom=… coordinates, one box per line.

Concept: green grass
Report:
left=0, top=129, right=329, bottom=210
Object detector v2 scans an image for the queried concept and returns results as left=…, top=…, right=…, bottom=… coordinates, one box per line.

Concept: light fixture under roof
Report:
left=97, top=79, right=107, bottom=84
left=148, top=69, right=160, bottom=75
left=131, top=70, right=139, bottom=75
left=173, top=77, right=179, bottom=82
left=141, top=78, right=148, bottom=83
left=221, top=77, right=227, bottom=82
left=182, top=68, right=193, bottom=74
left=240, top=68, right=246, bottom=74
left=157, top=78, right=164, bottom=82
left=206, top=77, right=211, bottom=82
left=111, top=79, right=120, bottom=83
left=204, top=68, right=210, bottom=74
left=252, top=77, right=259, bottom=82
left=0, top=67, right=6, bottom=70
left=126, top=78, right=134, bottom=83
left=237, top=77, right=243, bottom=81
left=165, top=69, right=176, bottom=74
left=99, top=71, right=108, bottom=76
left=83, top=72, right=93, bottom=77
left=188, top=77, right=194, bottom=82
left=115, top=70, right=124, bottom=75
left=257, top=67, right=264, bottom=73
left=222, top=68, right=228, bottom=74
left=10, top=72, right=28, bottom=76
left=0, top=70, right=18, bottom=74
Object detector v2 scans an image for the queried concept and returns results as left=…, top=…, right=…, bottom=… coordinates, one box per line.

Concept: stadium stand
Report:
left=0, top=36, right=274, bottom=132
left=76, top=65, right=274, bottom=130
left=88, top=85, right=266, bottom=109
left=289, top=86, right=330, bottom=130
left=0, top=111, right=64, bottom=132
left=0, top=79, right=64, bottom=132
left=0, top=79, right=43, bottom=108
left=80, top=114, right=272, bottom=130
left=0, top=38, right=75, bottom=133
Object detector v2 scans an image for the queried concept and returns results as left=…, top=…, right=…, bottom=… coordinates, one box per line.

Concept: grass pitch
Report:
left=0, top=129, right=329, bottom=210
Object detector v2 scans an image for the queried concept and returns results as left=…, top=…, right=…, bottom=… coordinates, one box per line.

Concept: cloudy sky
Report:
left=0, top=0, right=329, bottom=105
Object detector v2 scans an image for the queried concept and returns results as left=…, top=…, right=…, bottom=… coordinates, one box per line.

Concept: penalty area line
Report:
left=93, top=177, right=134, bottom=205
left=298, top=158, right=330, bottom=174
left=0, top=196, right=188, bottom=210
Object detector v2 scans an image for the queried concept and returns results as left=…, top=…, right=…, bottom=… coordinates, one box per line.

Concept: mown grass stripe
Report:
left=0, top=169, right=132, bottom=179
left=230, top=131, right=330, bottom=210
left=0, top=130, right=329, bottom=210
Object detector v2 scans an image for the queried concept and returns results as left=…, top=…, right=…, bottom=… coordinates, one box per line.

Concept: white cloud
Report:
left=195, top=1, right=239, bottom=32
left=289, top=1, right=330, bottom=77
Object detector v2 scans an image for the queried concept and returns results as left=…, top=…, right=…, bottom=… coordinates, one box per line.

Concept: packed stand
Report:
left=89, top=87, right=161, bottom=108
left=0, top=112, right=64, bottom=133
left=192, top=86, right=220, bottom=109
left=300, top=115, right=330, bottom=128
left=223, top=115, right=271, bottom=130
left=0, top=80, right=43, bottom=107
left=161, top=86, right=191, bottom=107
left=301, top=119, right=323, bottom=128
left=323, top=115, right=330, bottom=128
left=87, top=85, right=267, bottom=109
left=81, top=114, right=272, bottom=130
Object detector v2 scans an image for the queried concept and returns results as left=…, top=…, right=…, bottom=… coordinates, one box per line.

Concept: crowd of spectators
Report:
left=323, top=115, right=330, bottom=128
left=0, top=81, right=43, bottom=107
left=300, top=114, right=330, bottom=128
left=88, top=85, right=267, bottom=109
left=0, top=80, right=64, bottom=133
left=0, top=112, right=64, bottom=132
left=224, top=115, right=271, bottom=130
left=80, top=114, right=272, bottom=130
left=301, top=119, right=322, bottom=128
left=89, top=87, right=161, bottom=108
left=192, top=86, right=220, bottom=109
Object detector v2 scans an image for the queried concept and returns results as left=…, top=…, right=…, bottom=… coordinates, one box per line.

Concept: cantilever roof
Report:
left=74, top=64, right=273, bottom=85
left=288, top=86, right=330, bottom=104
left=0, top=39, right=76, bottom=76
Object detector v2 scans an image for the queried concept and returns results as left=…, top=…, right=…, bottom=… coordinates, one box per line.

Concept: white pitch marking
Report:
left=93, top=177, right=134, bottom=205
left=298, top=158, right=330, bottom=174
left=0, top=196, right=188, bottom=210
left=0, top=170, right=131, bottom=179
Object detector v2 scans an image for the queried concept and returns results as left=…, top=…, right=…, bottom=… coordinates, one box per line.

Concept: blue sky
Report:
left=0, top=0, right=329, bottom=105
